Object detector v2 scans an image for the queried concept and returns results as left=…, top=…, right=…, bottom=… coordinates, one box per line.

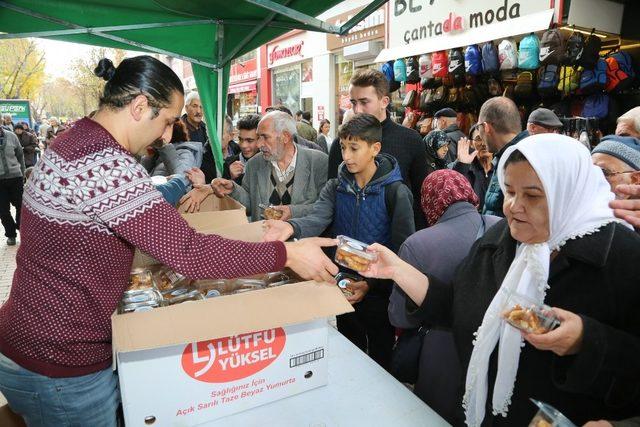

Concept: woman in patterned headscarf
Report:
left=424, top=130, right=450, bottom=175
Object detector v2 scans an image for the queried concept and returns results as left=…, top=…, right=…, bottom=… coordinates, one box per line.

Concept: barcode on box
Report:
left=290, top=349, right=324, bottom=368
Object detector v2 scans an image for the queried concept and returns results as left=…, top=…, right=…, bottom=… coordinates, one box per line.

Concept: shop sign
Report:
left=228, top=81, right=257, bottom=95
left=389, top=0, right=553, bottom=47
left=230, top=58, right=258, bottom=84
left=327, top=6, right=385, bottom=51
left=317, top=106, right=325, bottom=121
left=0, top=99, right=31, bottom=128
left=267, top=36, right=306, bottom=68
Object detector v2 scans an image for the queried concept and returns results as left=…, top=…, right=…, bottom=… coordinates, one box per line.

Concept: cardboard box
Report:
left=177, top=194, right=247, bottom=231
left=115, top=196, right=353, bottom=426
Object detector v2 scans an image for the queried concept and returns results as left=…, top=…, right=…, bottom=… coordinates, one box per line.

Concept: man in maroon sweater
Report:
left=0, top=55, right=337, bottom=426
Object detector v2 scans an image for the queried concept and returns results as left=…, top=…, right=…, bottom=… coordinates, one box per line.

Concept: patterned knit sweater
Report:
left=0, top=118, right=286, bottom=378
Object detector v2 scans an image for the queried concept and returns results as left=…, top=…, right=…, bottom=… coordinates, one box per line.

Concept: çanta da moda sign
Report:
left=390, top=0, right=553, bottom=46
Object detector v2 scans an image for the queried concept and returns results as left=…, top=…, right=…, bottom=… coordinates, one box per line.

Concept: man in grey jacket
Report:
left=0, top=128, right=26, bottom=245
left=182, top=111, right=328, bottom=221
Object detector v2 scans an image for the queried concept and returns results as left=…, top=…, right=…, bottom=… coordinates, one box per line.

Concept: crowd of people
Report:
left=0, top=54, right=638, bottom=427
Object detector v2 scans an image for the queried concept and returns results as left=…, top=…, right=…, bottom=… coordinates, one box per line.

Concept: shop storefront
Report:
left=327, top=5, right=386, bottom=125
left=267, top=32, right=310, bottom=114
left=227, top=50, right=260, bottom=121
left=375, top=0, right=639, bottom=141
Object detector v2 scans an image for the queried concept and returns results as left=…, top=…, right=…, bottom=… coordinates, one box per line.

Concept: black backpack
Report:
left=448, top=48, right=466, bottom=86
left=539, top=28, right=565, bottom=65
left=514, top=71, right=535, bottom=101
left=564, top=32, right=585, bottom=66
left=406, top=56, right=420, bottom=84
left=578, top=30, right=602, bottom=69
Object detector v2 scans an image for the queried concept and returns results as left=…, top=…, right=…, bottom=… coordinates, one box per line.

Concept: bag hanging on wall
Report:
left=558, top=66, right=582, bottom=94
left=419, top=54, right=432, bottom=79
left=563, top=32, right=585, bottom=66
left=481, top=42, right=500, bottom=75
left=514, top=71, right=535, bottom=101
left=465, top=45, right=483, bottom=76
left=448, top=48, right=466, bottom=86
left=539, top=27, right=565, bottom=65
left=431, top=50, right=449, bottom=78
left=579, top=58, right=607, bottom=94
left=406, top=56, right=421, bottom=84
left=394, top=58, right=407, bottom=82
left=518, top=33, right=541, bottom=70
left=381, top=60, right=401, bottom=93
left=583, top=93, right=609, bottom=119
left=402, top=89, right=417, bottom=108
left=538, top=64, right=560, bottom=98
left=498, top=39, right=519, bottom=70
left=578, top=30, right=602, bottom=69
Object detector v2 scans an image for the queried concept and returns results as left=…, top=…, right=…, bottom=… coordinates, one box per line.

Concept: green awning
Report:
left=0, top=0, right=387, bottom=172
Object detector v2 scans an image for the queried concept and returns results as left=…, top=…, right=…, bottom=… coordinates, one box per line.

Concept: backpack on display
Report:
left=446, top=87, right=460, bottom=108
left=514, top=71, right=535, bottom=100
left=449, top=48, right=466, bottom=86
left=563, top=32, right=585, bottom=66
left=432, top=85, right=449, bottom=106
left=481, top=42, right=500, bottom=74
left=461, top=85, right=479, bottom=110
left=539, top=28, right=565, bottom=65
left=406, top=56, right=420, bottom=84
left=381, top=60, right=401, bottom=92
left=465, top=45, right=483, bottom=76
left=518, top=34, right=541, bottom=70
left=558, top=66, right=582, bottom=94
left=583, top=93, right=609, bottom=118
left=579, top=58, right=607, bottom=94
left=606, top=51, right=636, bottom=91
left=419, top=89, right=432, bottom=112
left=394, top=58, right=407, bottom=82
left=538, top=64, right=560, bottom=98
left=578, top=31, right=602, bottom=69
left=498, top=39, right=518, bottom=70
left=431, top=50, right=449, bottom=79
left=487, top=77, right=503, bottom=97
left=402, top=90, right=417, bottom=108
left=419, top=54, right=432, bottom=79
left=473, top=81, right=490, bottom=104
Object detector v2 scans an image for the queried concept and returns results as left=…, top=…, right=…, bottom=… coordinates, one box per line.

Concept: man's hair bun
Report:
left=94, top=58, right=117, bottom=81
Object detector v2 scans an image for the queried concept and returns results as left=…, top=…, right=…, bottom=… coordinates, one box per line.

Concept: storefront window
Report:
left=273, top=65, right=301, bottom=114
left=335, top=55, right=354, bottom=125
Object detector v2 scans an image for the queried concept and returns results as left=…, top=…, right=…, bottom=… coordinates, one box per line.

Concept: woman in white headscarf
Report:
left=363, top=134, right=640, bottom=426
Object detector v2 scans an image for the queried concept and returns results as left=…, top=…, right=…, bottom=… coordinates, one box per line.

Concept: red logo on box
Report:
left=181, top=328, right=286, bottom=383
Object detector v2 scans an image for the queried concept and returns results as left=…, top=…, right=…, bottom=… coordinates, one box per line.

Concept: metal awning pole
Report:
left=244, top=0, right=341, bottom=34
left=338, top=0, right=389, bottom=35
left=216, top=24, right=225, bottom=177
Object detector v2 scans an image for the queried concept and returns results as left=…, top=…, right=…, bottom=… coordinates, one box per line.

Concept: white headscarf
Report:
left=462, top=134, right=626, bottom=426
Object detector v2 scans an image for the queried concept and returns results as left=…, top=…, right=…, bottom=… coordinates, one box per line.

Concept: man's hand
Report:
left=523, top=307, right=584, bottom=356
left=262, top=220, right=294, bottom=242
left=229, top=161, right=245, bottom=180
left=610, top=184, right=640, bottom=228
left=185, top=167, right=206, bottom=187
left=272, top=205, right=292, bottom=221
left=345, top=280, right=369, bottom=305
left=179, top=185, right=212, bottom=213
left=284, top=237, right=338, bottom=283
left=211, top=178, right=234, bottom=198
left=457, top=137, right=478, bottom=164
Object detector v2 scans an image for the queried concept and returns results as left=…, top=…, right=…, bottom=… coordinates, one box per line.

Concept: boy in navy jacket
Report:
left=264, top=113, right=415, bottom=369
